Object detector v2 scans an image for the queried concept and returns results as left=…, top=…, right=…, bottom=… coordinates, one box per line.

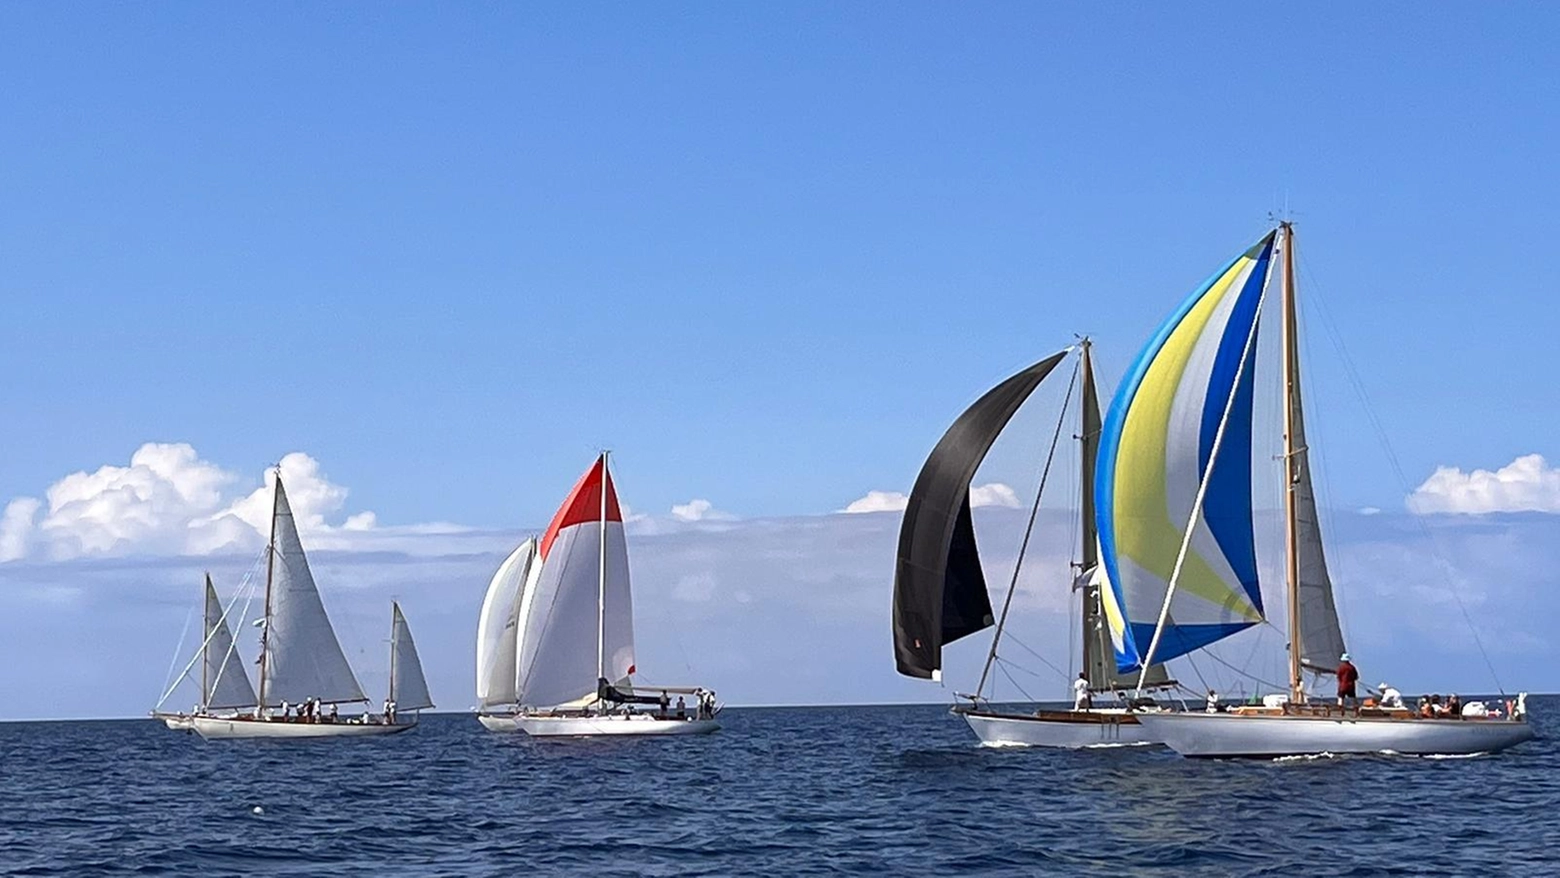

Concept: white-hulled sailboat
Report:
left=1100, top=223, right=1533, bottom=757
left=476, top=453, right=720, bottom=737
left=188, top=474, right=430, bottom=739
left=154, top=574, right=259, bottom=731
left=892, top=342, right=1177, bottom=748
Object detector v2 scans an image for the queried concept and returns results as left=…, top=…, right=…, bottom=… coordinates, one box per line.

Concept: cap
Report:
left=1340, top=653, right=1351, bottom=661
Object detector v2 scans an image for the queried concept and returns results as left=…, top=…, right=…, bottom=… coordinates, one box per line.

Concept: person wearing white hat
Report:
left=1336, top=653, right=1359, bottom=709
left=1378, top=682, right=1403, bottom=709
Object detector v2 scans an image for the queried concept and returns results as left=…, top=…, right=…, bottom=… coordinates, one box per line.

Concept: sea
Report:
left=1, top=700, right=1556, bottom=876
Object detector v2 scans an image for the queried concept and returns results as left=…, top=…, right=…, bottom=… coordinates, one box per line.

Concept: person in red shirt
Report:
left=1336, top=653, right=1359, bottom=709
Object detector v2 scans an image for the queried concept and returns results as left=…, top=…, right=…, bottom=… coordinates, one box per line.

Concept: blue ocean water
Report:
left=0, top=700, right=1555, bottom=876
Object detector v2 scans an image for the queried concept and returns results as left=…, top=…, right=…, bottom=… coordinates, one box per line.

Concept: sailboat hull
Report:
left=155, top=713, right=195, bottom=732
left=190, top=716, right=416, bottom=740
left=498, top=713, right=720, bottom=737
left=1135, top=711, right=1535, bottom=758
left=960, top=708, right=1160, bottom=748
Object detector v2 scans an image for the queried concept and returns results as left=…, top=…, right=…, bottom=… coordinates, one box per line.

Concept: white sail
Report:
left=203, top=577, right=257, bottom=710
left=476, top=538, right=536, bottom=708
left=390, top=602, right=434, bottom=711
left=1287, top=322, right=1347, bottom=672
left=516, top=458, right=636, bottom=709
left=260, top=477, right=366, bottom=706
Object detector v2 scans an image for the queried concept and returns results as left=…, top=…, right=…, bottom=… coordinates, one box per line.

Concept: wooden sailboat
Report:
left=476, top=453, right=720, bottom=737
left=1098, top=224, right=1533, bottom=757
left=892, top=343, right=1177, bottom=748
left=188, top=473, right=428, bottom=740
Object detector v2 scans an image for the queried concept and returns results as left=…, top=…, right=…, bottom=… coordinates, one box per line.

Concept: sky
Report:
left=1, top=7, right=1558, bottom=719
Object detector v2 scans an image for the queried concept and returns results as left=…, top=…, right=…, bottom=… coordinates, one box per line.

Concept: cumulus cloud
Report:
left=840, top=482, right=1020, bottom=514
left=670, top=499, right=735, bottom=523
left=1407, top=454, right=1560, bottom=514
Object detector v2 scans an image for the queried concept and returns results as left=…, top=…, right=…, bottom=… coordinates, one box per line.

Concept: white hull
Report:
left=961, top=708, right=1160, bottom=748
left=191, top=716, right=416, bottom=740
left=157, top=714, right=195, bottom=731
left=483, top=712, right=719, bottom=737
left=1136, top=711, right=1536, bottom=758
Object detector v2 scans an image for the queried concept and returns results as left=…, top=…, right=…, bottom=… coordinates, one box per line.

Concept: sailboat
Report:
left=475, top=453, right=720, bottom=737
left=188, top=473, right=431, bottom=739
left=154, top=574, right=259, bottom=731
left=892, top=341, right=1178, bottom=748
left=1100, top=223, right=1533, bottom=757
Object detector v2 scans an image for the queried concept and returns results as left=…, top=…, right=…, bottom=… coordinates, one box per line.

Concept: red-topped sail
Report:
left=540, top=455, right=622, bottom=560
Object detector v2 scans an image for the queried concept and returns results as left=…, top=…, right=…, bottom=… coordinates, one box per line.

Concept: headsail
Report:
left=390, top=602, right=435, bottom=711
left=1097, top=233, right=1275, bottom=672
left=515, top=456, right=636, bottom=708
left=260, top=477, right=367, bottom=706
left=893, top=350, right=1069, bottom=679
left=1077, top=346, right=1170, bottom=691
left=203, top=575, right=257, bottom=710
left=476, top=538, right=536, bottom=708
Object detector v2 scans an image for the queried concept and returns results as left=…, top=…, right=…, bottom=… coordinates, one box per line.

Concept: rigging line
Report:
left=159, top=607, right=195, bottom=702
left=155, top=548, right=268, bottom=710
left=975, top=355, right=1081, bottom=699
left=1298, top=257, right=1506, bottom=695
left=208, top=568, right=262, bottom=706
left=995, top=659, right=1038, bottom=704
left=998, top=630, right=1073, bottom=683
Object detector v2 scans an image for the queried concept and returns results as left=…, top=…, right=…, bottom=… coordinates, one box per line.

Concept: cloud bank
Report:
left=840, top=482, right=1020, bottom=514
left=1408, top=454, right=1560, bottom=514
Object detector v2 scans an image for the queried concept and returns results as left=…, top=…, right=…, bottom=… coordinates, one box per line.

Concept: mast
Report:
left=255, top=469, right=281, bottom=713
left=201, top=573, right=211, bottom=707
left=1077, top=339, right=1097, bottom=685
left=1280, top=222, right=1304, bottom=705
left=389, top=602, right=400, bottom=706
left=597, top=451, right=608, bottom=692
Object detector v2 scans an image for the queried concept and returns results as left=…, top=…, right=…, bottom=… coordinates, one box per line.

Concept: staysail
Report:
left=260, top=477, right=367, bottom=706
left=390, top=602, right=435, bottom=711
left=893, top=350, right=1069, bottom=679
left=1097, top=233, right=1275, bottom=673
left=202, top=575, right=257, bottom=710
left=1283, top=253, right=1347, bottom=673
left=514, top=456, right=636, bottom=708
left=476, top=538, right=536, bottom=708
left=1077, top=345, right=1170, bottom=691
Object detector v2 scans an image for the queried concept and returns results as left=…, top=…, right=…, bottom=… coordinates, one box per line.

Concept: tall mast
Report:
left=1280, top=222, right=1304, bottom=705
left=1077, top=339, right=1098, bottom=685
left=201, top=573, right=212, bottom=707
left=255, top=468, right=281, bottom=714
left=388, top=602, right=399, bottom=706
left=597, top=452, right=608, bottom=689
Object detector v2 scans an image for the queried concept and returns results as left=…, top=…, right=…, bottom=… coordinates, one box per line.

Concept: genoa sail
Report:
left=514, top=456, right=636, bottom=708
left=260, top=477, right=367, bottom=706
left=203, top=575, right=257, bottom=710
left=476, top=538, right=536, bottom=709
left=390, top=602, right=435, bottom=711
left=893, top=350, right=1069, bottom=679
left=1077, top=346, right=1170, bottom=691
left=1097, top=233, right=1275, bottom=673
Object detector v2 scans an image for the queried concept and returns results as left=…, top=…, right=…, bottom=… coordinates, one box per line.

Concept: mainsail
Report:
left=202, top=575, right=257, bottom=710
left=1077, top=345, right=1170, bottom=691
left=390, top=602, right=435, bottom=712
left=476, top=538, right=536, bottom=709
left=259, top=477, right=367, bottom=706
left=514, top=456, right=636, bottom=708
left=893, top=350, right=1068, bottom=679
left=1097, top=233, right=1275, bottom=673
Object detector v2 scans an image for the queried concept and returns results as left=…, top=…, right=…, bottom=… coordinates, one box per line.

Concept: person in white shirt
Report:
left=1072, top=673, right=1091, bottom=710
left=1205, top=689, right=1220, bottom=713
left=1378, top=682, right=1403, bottom=709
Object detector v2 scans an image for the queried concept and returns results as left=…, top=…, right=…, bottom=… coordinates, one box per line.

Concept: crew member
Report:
left=1073, top=673, right=1092, bottom=710
left=1336, top=653, right=1359, bottom=709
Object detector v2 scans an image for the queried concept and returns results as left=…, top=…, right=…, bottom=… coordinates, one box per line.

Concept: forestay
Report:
left=515, top=456, right=636, bottom=708
left=203, top=576, right=257, bottom=710
left=260, top=478, right=367, bottom=706
left=390, top=602, right=435, bottom=711
left=1097, top=233, right=1275, bottom=672
left=893, top=350, right=1068, bottom=680
left=476, top=538, right=536, bottom=708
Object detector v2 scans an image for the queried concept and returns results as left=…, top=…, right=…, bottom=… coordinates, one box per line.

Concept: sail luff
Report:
left=201, top=574, right=212, bottom=705
left=256, top=470, right=279, bottom=712
left=1282, top=223, right=1304, bottom=702
left=476, top=538, right=535, bottom=708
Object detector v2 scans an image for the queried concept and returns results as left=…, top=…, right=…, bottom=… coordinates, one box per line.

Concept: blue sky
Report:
left=2, top=7, right=1557, bottom=718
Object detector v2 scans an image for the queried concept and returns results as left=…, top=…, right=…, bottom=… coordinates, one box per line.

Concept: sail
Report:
left=1286, top=290, right=1347, bottom=672
left=893, top=350, right=1069, bottom=679
left=1097, top=233, right=1275, bottom=672
left=1077, top=346, right=1170, bottom=691
left=476, top=538, right=536, bottom=708
left=260, top=477, right=367, bottom=706
left=515, top=456, right=636, bottom=708
left=390, top=602, right=435, bottom=711
left=203, top=576, right=257, bottom=709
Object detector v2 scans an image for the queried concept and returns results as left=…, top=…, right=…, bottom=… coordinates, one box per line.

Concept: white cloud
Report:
left=0, top=498, right=40, bottom=562
left=670, top=499, right=735, bottom=522
left=1407, top=454, right=1560, bottom=514
left=840, top=482, right=1020, bottom=514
